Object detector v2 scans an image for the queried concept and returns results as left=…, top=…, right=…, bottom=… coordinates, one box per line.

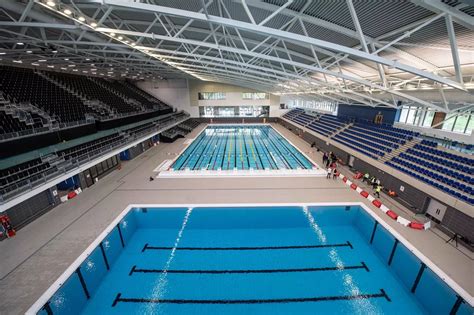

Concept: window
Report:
left=422, top=110, right=435, bottom=127
left=406, top=107, right=417, bottom=124
left=288, top=99, right=337, bottom=114
left=242, top=92, right=269, bottom=100
left=466, top=115, right=474, bottom=134
left=442, top=114, right=457, bottom=132
left=398, top=106, right=409, bottom=123
left=198, top=92, right=226, bottom=100
left=441, top=111, right=473, bottom=134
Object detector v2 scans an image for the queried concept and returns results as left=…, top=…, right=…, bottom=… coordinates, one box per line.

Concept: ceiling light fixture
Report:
left=64, top=9, right=72, bottom=15
left=90, top=22, right=97, bottom=28
left=78, top=16, right=85, bottom=22
left=118, top=36, right=123, bottom=40
left=17, top=42, right=24, bottom=45
left=47, top=1, right=55, bottom=6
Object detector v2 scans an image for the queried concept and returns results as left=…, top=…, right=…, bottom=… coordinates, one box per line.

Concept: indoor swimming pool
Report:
left=29, top=204, right=473, bottom=315
left=171, top=125, right=315, bottom=171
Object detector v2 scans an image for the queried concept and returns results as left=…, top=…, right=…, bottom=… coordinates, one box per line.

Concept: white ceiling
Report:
left=0, top=0, right=473, bottom=112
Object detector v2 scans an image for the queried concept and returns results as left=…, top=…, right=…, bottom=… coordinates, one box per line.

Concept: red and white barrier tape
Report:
left=337, top=172, right=431, bottom=230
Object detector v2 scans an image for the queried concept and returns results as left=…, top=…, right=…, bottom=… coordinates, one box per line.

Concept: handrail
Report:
left=0, top=113, right=189, bottom=202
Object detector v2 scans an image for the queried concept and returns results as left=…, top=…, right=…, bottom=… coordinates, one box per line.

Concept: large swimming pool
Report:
left=171, top=125, right=315, bottom=171
left=29, top=204, right=473, bottom=314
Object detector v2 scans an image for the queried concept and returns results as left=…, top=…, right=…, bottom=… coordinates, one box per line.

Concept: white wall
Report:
left=136, top=79, right=199, bottom=117
left=188, top=79, right=281, bottom=114
left=137, top=79, right=282, bottom=117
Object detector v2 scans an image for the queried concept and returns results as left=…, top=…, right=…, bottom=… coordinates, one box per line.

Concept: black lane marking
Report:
left=411, top=263, right=426, bottom=293
left=128, top=262, right=370, bottom=275
left=100, top=242, right=110, bottom=270
left=370, top=221, right=379, bottom=244
left=142, top=241, right=353, bottom=252
left=117, top=224, right=125, bottom=248
left=449, top=295, right=464, bottom=315
left=112, top=289, right=390, bottom=306
left=76, top=267, right=90, bottom=300
left=41, top=301, right=53, bottom=315
left=387, top=239, right=399, bottom=266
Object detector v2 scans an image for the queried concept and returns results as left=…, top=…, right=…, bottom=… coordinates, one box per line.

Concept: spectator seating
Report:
left=0, top=66, right=90, bottom=122
left=281, top=108, right=304, bottom=120
left=47, top=72, right=137, bottom=114
left=354, top=122, right=418, bottom=140
left=0, top=158, right=53, bottom=194
left=283, top=108, right=473, bottom=205
left=0, top=111, right=189, bottom=199
left=386, top=158, right=473, bottom=205
left=178, top=119, right=200, bottom=131
left=0, top=66, right=175, bottom=133
left=0, top=111, right=34, bottom=134
left=58, top=133, right=124, bottom=161
left=110, top=81, right=171, bottom=111
left=386, top=138, right=474, bottom=204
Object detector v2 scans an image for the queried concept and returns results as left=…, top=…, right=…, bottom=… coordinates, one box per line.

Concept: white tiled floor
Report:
left=0, top=123, right=472, bottom=314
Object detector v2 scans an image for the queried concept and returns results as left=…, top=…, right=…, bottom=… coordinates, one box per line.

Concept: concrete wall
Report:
left=136, top=79, right=198, bottom=117
left=136, top=79, right=282, bottom=118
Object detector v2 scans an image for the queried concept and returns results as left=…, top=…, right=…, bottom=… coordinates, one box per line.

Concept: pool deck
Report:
left=0, top=123, right=472, bottom=314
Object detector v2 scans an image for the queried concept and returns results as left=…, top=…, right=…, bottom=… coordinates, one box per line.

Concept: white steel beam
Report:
left=445, top=14, right=464, bottom=85
left=258, top=0, right=293, bottom=26
left=410, top=0, right=474, bottom=30
left=90, top=0, right=466, bottom=91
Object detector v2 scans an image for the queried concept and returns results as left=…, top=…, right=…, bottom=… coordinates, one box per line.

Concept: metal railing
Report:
left=0, top=112, right=190, bottom=203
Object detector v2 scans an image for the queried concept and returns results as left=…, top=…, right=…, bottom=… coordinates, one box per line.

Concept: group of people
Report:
left=323, top=152, right=338, bottom=180
left=363, top=172, right=383, bottom=198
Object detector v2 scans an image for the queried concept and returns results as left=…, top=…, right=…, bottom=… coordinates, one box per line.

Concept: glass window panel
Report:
left=399, top=106, right=409, bottom=123
left=200, top=92, right=226, bottom=100
left=422, top=110, right=435, bottom=127
left=413, top=108, right=423, bottom=125
left=406, top=107, right=416, bottom=124
left=453, top=113, right=469, bottom=133
left=442, top=114, right=456, bottom=132
left=465, top=114, right=473, bottom=134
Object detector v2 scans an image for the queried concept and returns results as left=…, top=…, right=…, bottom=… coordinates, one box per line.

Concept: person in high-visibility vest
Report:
left=375, top=185, right=382, bottom=198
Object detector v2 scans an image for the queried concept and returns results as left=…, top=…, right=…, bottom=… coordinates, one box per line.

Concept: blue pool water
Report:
left=171, top=125, right=314, bottom=171
left=36, top=206, right=473, bottom=315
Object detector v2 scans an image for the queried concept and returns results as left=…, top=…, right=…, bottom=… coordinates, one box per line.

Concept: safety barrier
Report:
left=337, top=172, right=431, bottom=230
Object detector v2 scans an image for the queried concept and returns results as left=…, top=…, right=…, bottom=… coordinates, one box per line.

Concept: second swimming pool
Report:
left=171, top=125, right=315, bottom=171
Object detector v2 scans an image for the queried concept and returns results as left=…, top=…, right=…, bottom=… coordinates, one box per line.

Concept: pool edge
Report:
left=26, top=202, right=474, bottom=314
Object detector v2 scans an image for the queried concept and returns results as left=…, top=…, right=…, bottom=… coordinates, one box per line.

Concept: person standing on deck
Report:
left=363, top=172, right=370, bottom=183
left=375, top=185, right=382, bottom=198
left=333, top=168, right=338, bottom=180
left=327, top=167, right=332, bottom=179
left=322, top=152, right=328, bottom=165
